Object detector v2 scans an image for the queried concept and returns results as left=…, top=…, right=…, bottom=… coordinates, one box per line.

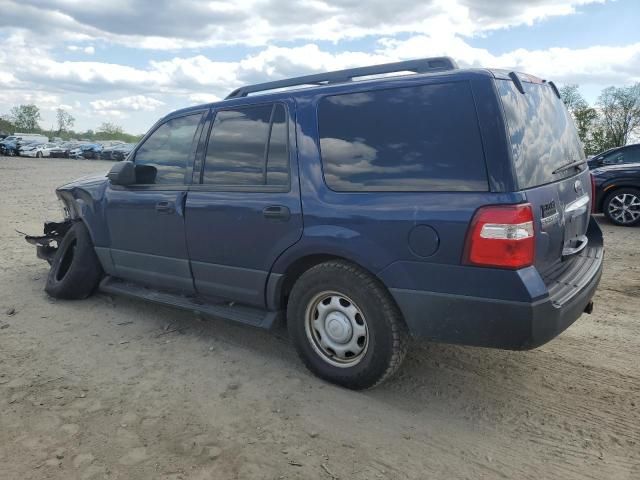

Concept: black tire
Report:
left=603, top=188, right=640, bottom=227
left=45, top=222, right=103, bottom=299
left=36, top=151, right=43, bottom=158
left=287, top=260, right=409, bottom=390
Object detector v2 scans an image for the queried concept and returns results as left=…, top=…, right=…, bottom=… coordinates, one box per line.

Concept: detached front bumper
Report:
left=24, top=220, right=72, bottom=262
left=390, top=218, right=604, bottom=350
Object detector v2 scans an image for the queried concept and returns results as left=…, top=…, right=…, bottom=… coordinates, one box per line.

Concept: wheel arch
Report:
left=599, top=182, right=640, bottom=212
left=266, top=252, right=398, bottom=315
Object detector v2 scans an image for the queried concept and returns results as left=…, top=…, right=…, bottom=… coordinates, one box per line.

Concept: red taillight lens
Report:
left=464, top=204, right=535, bottom=269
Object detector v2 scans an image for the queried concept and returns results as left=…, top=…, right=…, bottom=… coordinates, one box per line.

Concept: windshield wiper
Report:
left=552, top=159, right=586, bottom=175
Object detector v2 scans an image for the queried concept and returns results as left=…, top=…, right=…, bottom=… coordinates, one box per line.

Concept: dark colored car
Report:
left=26, top=58, right=603, bottom=389
left=0, top=138, right=19, bottom=156
left=588, top=144, right=640, bottom=169
left=592, top=162, right=640, bottom=226
left=111, top=144, right=135, bottom=161
left=100, top=143, right=135, bottom=161
left=49, top=142, right=76, bottom=158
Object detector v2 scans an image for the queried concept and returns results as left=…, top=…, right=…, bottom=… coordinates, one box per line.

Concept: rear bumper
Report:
left=389, top=218, right=604, bottom=350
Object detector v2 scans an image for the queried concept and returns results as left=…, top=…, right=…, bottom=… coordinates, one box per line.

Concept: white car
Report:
left=20, top=142, right=60, bottom=158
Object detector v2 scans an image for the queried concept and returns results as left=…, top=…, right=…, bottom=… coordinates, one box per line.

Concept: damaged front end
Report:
left=24, top=220, right=73, bottom=264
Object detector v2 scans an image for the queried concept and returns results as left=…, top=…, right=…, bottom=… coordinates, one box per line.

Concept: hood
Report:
left=57, top=172, right=108, bottom=191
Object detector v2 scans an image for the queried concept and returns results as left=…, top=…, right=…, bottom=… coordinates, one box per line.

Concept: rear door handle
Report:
left=263, top=205, right=290, bottom=220
left=156, top=201, right=175, bottom=214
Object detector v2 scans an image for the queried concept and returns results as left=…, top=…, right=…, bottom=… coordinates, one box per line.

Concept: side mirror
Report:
left=107, top=161, right=136, bottom=186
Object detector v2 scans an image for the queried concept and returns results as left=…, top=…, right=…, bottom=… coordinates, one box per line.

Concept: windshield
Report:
left=496, top=79, right=585, bottom=189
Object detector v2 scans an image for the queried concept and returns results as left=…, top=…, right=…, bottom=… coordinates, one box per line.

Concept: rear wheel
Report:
left=45, top=222, right=103, bottom=299
left=604, top=188, right=640, bottom=226
left=287, top=261, right=409, bottom=390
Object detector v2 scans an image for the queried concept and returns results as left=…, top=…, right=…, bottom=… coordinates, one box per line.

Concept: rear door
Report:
left=496, top=78, right=592, bottom=273
left=185, top=100, right=303, bottom=307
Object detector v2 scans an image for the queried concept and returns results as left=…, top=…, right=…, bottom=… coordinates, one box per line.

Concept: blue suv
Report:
left=27, top=57, right=604, bottom=389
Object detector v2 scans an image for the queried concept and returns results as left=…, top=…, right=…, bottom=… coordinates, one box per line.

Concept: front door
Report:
left=185, top=101, right=303, bottom=307
left=105, top=111, right=205, bottom=292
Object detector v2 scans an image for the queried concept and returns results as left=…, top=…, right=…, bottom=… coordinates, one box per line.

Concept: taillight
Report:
left=464, top=204, right=535, bottom=269
left=590, top=172, right=596, bottom=213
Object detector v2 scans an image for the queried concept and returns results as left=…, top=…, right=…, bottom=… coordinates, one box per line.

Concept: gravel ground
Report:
left=1, top=157, right=639, bottom=480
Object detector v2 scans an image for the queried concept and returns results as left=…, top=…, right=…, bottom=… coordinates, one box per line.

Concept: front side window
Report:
left=134, top=113, right=203, bottom=185
left=203, top=103, right=289, bottom=187
left=317, top=82, right=488, bottom=192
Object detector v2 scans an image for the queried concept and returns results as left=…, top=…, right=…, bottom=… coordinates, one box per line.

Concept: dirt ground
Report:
left=0, top=156, right=638, bottom=480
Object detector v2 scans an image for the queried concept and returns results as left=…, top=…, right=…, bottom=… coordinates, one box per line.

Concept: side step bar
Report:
left=100, top=276, right=281, bottom=330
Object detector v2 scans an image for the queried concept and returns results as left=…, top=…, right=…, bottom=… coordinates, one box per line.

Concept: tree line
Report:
left=559, top=83, right=640, bottom=155
left=0, top=104, right=143, bottom=143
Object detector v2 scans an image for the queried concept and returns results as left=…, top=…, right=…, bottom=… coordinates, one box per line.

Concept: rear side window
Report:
left=134, top=113, right=203, bottom=185
left=317, top=82, right=488, bottom=192
left=496, top=79, right=585, bottom=189
left=203, top=103, right=289, bottom=187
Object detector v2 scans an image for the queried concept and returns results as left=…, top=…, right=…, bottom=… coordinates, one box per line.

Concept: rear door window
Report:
left=496, top=79, right=586, bottom=189
left=317, top=82, right=488, bottom=192
left=203, top=103, right=289, bottom=188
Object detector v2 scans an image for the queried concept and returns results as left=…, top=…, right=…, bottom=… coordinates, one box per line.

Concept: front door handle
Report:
left=156, top=201, right=175, bottom=214
left=263, top=205, right=290, bottom=220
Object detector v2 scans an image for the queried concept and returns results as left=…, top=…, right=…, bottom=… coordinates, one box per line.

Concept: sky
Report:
left=0, top=0, right=639, bottom=134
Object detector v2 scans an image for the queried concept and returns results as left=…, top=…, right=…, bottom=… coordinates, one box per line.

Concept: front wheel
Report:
left=287, top=261, right=409, bottom=390
left=45, top=222, right=103, bottom=299
left=604, top=188, right=640, bottom=226
left=36, top=151, right=43, bottom=158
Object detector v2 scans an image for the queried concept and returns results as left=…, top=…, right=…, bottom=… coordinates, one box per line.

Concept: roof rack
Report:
left=225, top=56, right=458, bottom=99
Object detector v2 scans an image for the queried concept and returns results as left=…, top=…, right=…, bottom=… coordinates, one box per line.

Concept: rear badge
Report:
left=574, top=180, right=584, bottom=195
left=540, top=200, right=560, bottom=227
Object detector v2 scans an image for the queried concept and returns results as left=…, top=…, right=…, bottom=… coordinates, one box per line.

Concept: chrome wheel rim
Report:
left=304, top=291, right=369, bottom=368
left=608, top=193, right=640, bottom=224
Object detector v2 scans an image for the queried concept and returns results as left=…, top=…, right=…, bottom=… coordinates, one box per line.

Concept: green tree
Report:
left=10, top=104, right=42, bottom=132
left=0, top=114, right=15, bottom=134
left=597, top=84, right=640, bottom=147
left=97, top=122, right=124, bottom=136
left=559, top=84, right=601, bottom=154
left=56, top=108, right=75, bottom=134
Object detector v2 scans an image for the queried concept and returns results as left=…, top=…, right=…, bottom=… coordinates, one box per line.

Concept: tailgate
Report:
left=495, top=75, right=591, bottom=273
left=526, top=169, right=592, bottom=273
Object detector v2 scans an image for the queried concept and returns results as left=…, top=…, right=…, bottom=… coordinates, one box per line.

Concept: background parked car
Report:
left=0, top=137, right=19, bottom=156
left=588, top=144, right=640, bottom=169
left=100, top=143, right=135, bottom=161
left=19, top=142, right=60, bottom=158
left=69, top=143, right=102, bottom=159
left=592, top=161, right=640, bottom=226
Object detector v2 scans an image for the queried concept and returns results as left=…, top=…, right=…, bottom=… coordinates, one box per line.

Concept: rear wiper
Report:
left=552, top=159, right=586, bottom=175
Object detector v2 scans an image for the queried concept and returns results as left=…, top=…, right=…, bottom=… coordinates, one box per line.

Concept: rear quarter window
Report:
left=496, top=79, right=586, bottom=189
left=317, top=82, right=489, bottom=192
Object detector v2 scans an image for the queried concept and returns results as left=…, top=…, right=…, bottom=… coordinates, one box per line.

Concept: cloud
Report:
left=67, top=45, right=95, bottom=54
left=90, top=95, right=165, bottom=112
left=0, top=0, right=608, bottom=49
left=0, top=0, right=633, bottom=133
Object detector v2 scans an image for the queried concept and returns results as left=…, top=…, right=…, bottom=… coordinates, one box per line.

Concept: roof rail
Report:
left=225, top=56, right=458, bottom=99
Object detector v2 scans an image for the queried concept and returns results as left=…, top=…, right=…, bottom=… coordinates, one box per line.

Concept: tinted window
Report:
left=603, top=147, right=640, bottom=165
left=497, top=79, right=586, bottom=189
left=317, top=82, right=488, bottom=192
left=203, top=104, right=289, bottom=187
left=134, top=113, right=202, bottom=185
